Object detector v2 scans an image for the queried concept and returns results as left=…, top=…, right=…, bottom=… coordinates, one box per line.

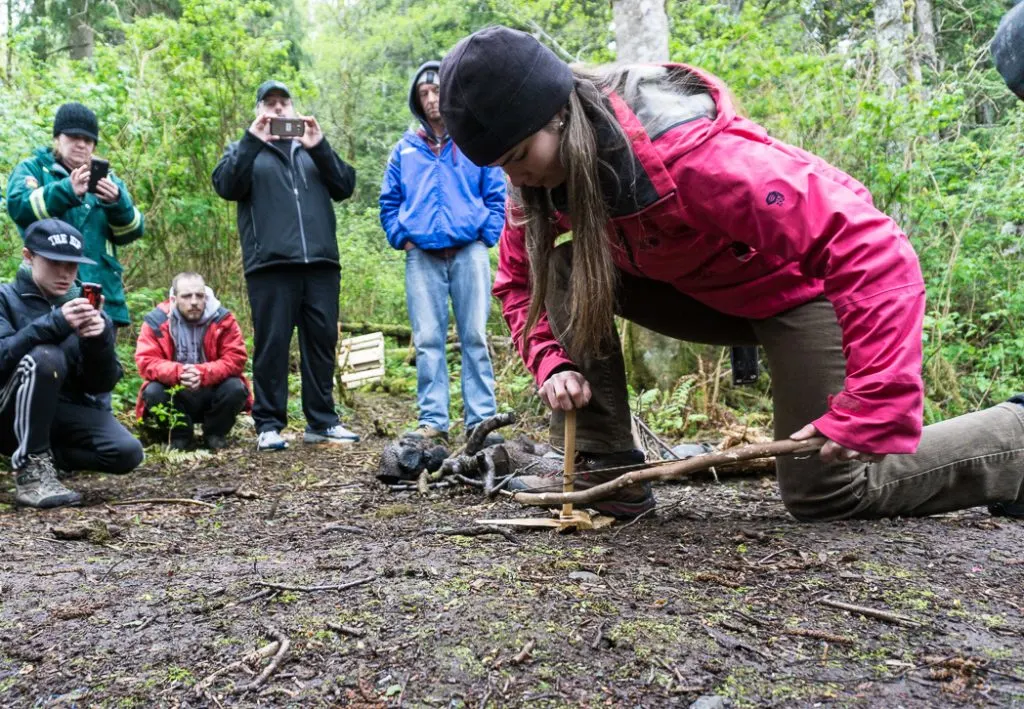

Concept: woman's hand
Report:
left=790, top=423, right=883, bottom=464
left=539, top=370, right=591, bottom=411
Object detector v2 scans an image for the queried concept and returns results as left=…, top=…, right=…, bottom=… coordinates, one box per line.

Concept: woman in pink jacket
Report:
left=437, top=25, right=1024, bottom=521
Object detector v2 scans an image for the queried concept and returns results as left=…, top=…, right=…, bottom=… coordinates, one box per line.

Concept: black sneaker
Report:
left=169, top=436, right=192, bottom=451
left=205, top=434, right=230, bottom=451
left=989, top=501, right=1024, bottom=519
left=507, top=449, right=655, bottom=519
left=14, top=453, right=82, bottom=508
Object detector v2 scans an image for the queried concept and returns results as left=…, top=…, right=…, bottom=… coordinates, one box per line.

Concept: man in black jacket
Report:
left=1, top=219, right=144, bottom=508
left=212, top=80, right=359, bottom=451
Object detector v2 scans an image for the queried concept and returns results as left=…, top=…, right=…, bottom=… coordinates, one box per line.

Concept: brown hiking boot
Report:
left=406, top=425, right=448, bottom=442
left=507, top=449, right=655, bottom=519
left=14, top=452, right=82, bottom=509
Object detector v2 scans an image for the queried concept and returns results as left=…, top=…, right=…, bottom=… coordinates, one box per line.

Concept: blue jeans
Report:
left=406, top=241, right=497, bottom=432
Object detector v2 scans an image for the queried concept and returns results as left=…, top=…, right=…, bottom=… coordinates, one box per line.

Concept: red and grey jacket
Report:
left=493, top=64, right=926, bottom=455
left=134, top=301, right=253, bottom=419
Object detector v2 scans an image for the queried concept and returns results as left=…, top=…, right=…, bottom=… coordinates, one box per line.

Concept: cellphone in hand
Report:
left=269, top=117, right=305, bottom=138
left=87, top=157, right=110, bottom=193
left=82, top=282, right=103, bottom=310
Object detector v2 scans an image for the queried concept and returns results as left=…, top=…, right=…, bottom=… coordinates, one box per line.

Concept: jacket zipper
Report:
left=289, top=142, right=309, bottom=263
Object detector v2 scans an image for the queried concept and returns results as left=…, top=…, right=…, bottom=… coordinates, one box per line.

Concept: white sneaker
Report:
left=304, top=424, right=360, bottom=445
left=257, top=430, right=289, bottom=451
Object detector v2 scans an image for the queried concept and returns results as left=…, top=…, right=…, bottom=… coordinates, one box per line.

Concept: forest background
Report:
left=0, top=0, right=1021, bottom=441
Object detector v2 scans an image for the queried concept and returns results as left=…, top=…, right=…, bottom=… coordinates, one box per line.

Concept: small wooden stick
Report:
left=110, top=497, right=217, bottom=509
left=513, top=437, right=826, bottom=507
left=561, top=410, right=577, bottom=521
left=817, top=596, right=922, bottom=627
left=253, top=576, right=375, bottom=594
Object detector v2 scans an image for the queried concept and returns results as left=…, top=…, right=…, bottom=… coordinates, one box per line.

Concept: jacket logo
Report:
left=25, top=176, right=39, bottom=189
left=765, top=191, right=784, bottom=206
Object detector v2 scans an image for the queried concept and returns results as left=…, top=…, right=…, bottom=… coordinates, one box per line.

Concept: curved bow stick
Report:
left=511, top=437, right=827, bottom=508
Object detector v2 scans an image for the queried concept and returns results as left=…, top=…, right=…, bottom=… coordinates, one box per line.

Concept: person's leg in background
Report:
left=405, top=248, right=453, bottom=438
left=246, top=268, right=301, bottom=450
left=201, top=377, right=249, bottom=449
left=449, top=241, right=497, bottom=432
left=298, top=266, right=358, bottom=443
left=1, top=345, right=81, bottom=507
left=52, top=401, right=143, bottom=475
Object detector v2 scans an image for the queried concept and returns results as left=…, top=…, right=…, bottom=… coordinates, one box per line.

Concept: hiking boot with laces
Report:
left=304, top=424, right=360, bottom=445
left=405, top=425, right=448, bottom=442
left=507, top=448, right=655, bottom=519
left=14, top=452, right=82, bottom=508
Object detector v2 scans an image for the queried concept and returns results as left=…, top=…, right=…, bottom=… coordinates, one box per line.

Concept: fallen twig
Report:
left=512, top=437, right=826, bottom=506
left=253, top=576, right=376, bottom=594
left=419, top=526, right=520, bottom=544
left=321, top=524, right=368, bottom=535
left=782, top=627, right=857, bottom=646
left=233, top=626, right=291, bottom=694
left=591, top=621, right=606, bottom=650
left=512, top=638, right=536, bottom=665
left=110, top=497, right=217, bottom=509
left=817, top=596, right=923, bottom=627
left=194, top=638, right=281, bottom=693
left=327, top=622, right=365, bottom=638
left=757, top=548, right=800, bottom=565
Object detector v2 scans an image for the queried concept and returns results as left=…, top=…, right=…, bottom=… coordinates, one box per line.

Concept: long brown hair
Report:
left=513, top=65, right=714, bottom=363
left=514, top=71, right=631, bottom=362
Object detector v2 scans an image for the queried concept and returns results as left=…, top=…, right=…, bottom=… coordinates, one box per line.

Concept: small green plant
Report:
left=144, top=384, right=189, bottom=449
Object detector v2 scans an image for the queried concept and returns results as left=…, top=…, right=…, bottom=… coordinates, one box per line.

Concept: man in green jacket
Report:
left=6, top=102, right=144, bottom=327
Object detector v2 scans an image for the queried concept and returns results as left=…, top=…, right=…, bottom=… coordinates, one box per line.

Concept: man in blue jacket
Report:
left=379, top=62, right=506, bottom=441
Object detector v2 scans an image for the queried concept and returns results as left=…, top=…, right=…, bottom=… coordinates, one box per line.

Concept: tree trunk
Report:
left=31, top=0, right=47, bottom=61
left=874, top=0, right=908, bottom=95
left=728, top=0, right=744, bottom=14
left=68, top=0, right=94, bottom=60
left=914, top=0, right=938, bottom=73
left=612, top=0, right=669, bottom=63
left=612, top=0, right=673, bottom=393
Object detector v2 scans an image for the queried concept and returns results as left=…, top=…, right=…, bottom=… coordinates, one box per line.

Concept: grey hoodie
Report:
left=169, top=286, right=221, bottom=365
left=409, top=60, right=445, bottom=144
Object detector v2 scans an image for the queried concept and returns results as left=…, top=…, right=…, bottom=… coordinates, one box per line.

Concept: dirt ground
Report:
left=2, top=393, right=1023, bottom=708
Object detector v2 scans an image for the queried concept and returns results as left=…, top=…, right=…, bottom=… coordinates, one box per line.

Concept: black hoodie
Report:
left=211, top=123, right=357, bottom=275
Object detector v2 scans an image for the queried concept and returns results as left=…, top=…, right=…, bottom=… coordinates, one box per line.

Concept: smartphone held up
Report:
left=269, top=117, right=305, bottom=138
left=82, top=282, right=103, bottom=310
left=87, top=157, right=109, bottom=194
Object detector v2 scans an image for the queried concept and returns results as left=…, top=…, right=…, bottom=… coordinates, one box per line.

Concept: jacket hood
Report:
left=409, top=61, right=443, bottom=140
left=549, top=64, right=725, bottom=219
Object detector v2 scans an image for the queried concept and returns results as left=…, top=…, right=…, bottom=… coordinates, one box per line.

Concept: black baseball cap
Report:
left=256, top=80, right=291, bottom=105
left=23, top=219, right=97, bottom=265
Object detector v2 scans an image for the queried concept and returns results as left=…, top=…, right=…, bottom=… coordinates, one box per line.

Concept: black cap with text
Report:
left=23, top=219, right=97, bottom=265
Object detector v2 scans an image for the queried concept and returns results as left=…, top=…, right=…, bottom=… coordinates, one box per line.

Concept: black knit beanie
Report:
left=52, top=102, right=99, bottom=143
left=993, top=2, right=1024, bottom=100
left=439, top=26, right=573, bottom=166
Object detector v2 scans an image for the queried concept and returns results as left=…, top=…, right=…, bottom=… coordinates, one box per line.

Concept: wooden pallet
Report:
left=337, top=331, right=385, bottom=389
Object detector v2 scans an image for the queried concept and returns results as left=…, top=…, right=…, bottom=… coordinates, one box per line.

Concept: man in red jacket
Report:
left=135, top=272, right=251, bottom=450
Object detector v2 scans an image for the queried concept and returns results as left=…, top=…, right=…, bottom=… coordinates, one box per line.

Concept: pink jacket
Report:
left=493, top=65, right=925, bottom=455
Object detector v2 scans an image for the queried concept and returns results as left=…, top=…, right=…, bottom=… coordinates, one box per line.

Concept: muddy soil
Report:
left=1, top=393, right=1023, bottom=708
